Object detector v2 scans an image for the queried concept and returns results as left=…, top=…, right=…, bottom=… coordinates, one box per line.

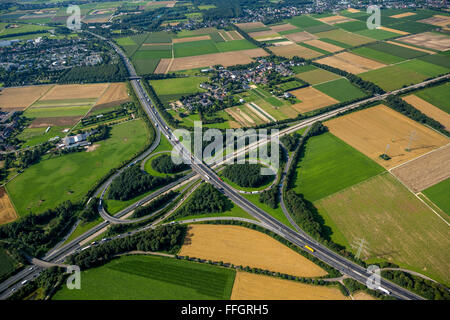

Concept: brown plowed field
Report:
left=390, top=144, right=450, bottom=192
left=318, top=15, right=355, bottom=25
left=231, top=272, right=347, bottom=300
left=284, top=31, right=317, bottom=42
left=290, top=86, right=338, bottom=113
left=303, top=39, right=344, bottom=52
left=395, top=32, right=450, bottom=51
left=403, top=95, right=450, bottom=131
left=270, top=43, right=322, bottom=59
left=179, top=224, right=327, bottom=277
left=0, top=187, right=17, bottom=225
left=0, top=85, right=52, bottom=110
left=419, top=15, right=450, bottom=27
left=270, top=23, right=298, bottom=32
left=325, top=105, right=449, bottom=168
left=317, top=52, right=386, bottom=74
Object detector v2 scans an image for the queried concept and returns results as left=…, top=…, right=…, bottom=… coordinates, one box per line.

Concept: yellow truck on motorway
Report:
left=305, top=245, right=314, bottom=252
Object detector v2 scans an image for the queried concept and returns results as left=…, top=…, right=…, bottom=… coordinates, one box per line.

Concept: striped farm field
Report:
left=53, top=255, right=235, bottom=300
left=351, top=47, right=405, bottom=64
left=179, top=224, right=328, bottom=278
left=231, top=272, right=347, bottom=300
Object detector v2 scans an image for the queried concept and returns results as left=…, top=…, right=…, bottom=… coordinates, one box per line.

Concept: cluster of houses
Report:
left=0, top=37, right=103, bottom=72
left=0, top=110, right=19, bottom=150
left=180, top=58, right=302, bottom=111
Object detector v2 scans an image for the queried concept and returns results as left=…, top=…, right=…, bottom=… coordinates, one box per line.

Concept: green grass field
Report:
left=7, top=120, right=150, bottom=216
left=313, top=78, right=367, bottom=102
left=151, top=77, right=208, bottom=104
left=365, top=42, right=427, bottom=59
left=286, top=15, right=325, bottom=29
left=174, top=40, right=218, bottom=58
left=215, top=39, right=257, bottom=52
left=315, top=173, right=450, bottom=285
left=414, top=82, right=450, bottom=114
left=355, top=29, right=399, bottom=40
left=294, top=68, right=342, bottom=85
left=24, top=105, right=92, bottom=118
left=17, top=126, right=67, bottom=148
left=53, top=255, right=236, bottom=300
left=396, top=59, right=449, bottom=78
left=294, top=132, right=385, bottom=202
left=241, top=193, right=297, bottom=230
left=352, top=47, right=405, bottom=64
left=422, top=178, right=450, bottom=216
left=360, top=65, right=428, bottom=91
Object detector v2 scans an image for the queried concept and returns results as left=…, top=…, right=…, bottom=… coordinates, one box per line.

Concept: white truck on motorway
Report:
left=204, top=174, right=210, bottom=180
left=377, top=286, right=391, bottom=295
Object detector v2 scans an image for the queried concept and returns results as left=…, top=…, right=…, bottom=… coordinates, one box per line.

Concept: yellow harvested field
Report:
left=225, top=108, right=245, bottom=127
left=403, top=95, right=450, bottom=131
left=390, top=12, right=417, bottom=18
left=270, top=43, right=322, bottom=59
left=303, top=39, right=344, bottom=52
left=237, top=107, right=255, bottom=124
left=93, top=83, right=130, bottom=110
left=0, top=187, right=18, bottom=225
left=394, top=32, right=450, bottom=51
left=154, top=58, right=172, bottom=74
left=172, top=35, right=211, bottom=43
left=179, top=224, right=327, bottom=277
left=248, top=30, right=280, bottom=39
left=285, top=31, right=317, bottom=42
left=231, top=272, right=347, bottom=300
left=317, top=52, right=385, bottom=74
left=270, top=23, right=298, bottom=32
left=235, top=21, right=266, bottom=30
left=347, top=8, right=360, bottom=13
left=377, top=26, right=409, bottom=35
left=325, top=105, right=450, bottom=169
left=290, top=86, right=338, bottom=113
left=390, top=144, right=450, bottom=193
left=159, top=49, right=269, bottom=73
left=40, top=83, right=109, bottom=101
left=319, top=15, right=355, bottom=25
left=0, top=85, right=52, bottom=110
